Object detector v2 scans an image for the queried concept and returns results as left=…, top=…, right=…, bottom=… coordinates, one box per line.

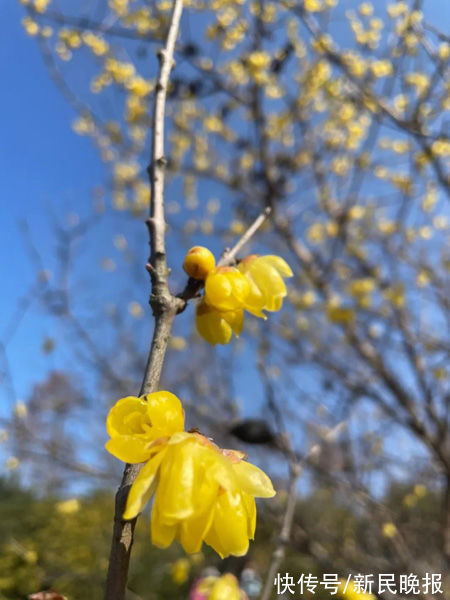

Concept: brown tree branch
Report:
left=218, top=207, right=272, bottom=266
left=104, top=2, right=184, bottom=598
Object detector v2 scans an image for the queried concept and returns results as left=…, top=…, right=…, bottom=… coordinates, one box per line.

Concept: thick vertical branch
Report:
left=104, top=2, right=184, bottom=599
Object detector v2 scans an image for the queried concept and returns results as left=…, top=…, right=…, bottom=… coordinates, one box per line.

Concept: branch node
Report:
left=145, top=262, right=156, bottom=274
left=156, top=156, right=167, bottom=167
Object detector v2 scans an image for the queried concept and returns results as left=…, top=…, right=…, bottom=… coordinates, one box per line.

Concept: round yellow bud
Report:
left=183, top=246, right=215, bottom=280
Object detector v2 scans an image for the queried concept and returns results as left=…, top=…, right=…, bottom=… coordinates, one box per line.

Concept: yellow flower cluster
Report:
left=105, top=392, right=275, bottom=557
left=183, top=247, right=293, bottom=345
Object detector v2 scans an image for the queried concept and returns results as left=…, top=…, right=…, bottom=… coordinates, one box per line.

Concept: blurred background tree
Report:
left=1, top=0, right=448, bottom=597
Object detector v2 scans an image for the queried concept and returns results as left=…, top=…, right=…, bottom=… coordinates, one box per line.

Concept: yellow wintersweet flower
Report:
left=327, top=304, right=355, bottom=324
left=106, top=392, right=275, bottom=558
left=383, top=284, right=405, bottom=308
left=359, top=2, right=373, bottom=16
left=171, top=558, right=190, bottom=584
left=183, top=246, right=216, bottom=280
left=56, top=498, right=80, bottom=515
left=382, top=522, right=397, bottom=538
left=145, top=433, right=274, bottom=557
left=59, top=29, right=82, bottom=49
left=13, top=402, right=28, bottom=419
left=304, top=0, right=325, bottom=11
left=196, top=300, right=243, bottom=345
left=405, top=72, right=429, bottom=96
left=371, top=59, right=393, bottom=78
left=349, top=278, right=376, bottom=296
left=185, top=250, right=292, bottom=344
left=106, top=391, right=185, bottom=463
left=307, top=222, right=325, bottom=243
left=82, top=32, right=109, bottom=56
left=337, top=580, right=376, bottom=599
left=126, top=76, right=153, bottom=97
left=5, top=456, right=20, bottom=470
left=33, top=0, right=50, bottom=13
left=246, top=51, right=271, bottom=72
left=238, top=255, right=293, bottom=318
left=414, top=483, right=427, bottom=497
left=129, top=301, right=143, bottom=318
left=24, top=549, right=38, bottom=564
left=204, top=267, right=250, bottom=312
left=22, top=17, right=39, bottom=36
left=197, top=573, right=247, bottom=599
left=432, top=139, right=450, bottom=156
left=170, top=336, right=188, bottom=351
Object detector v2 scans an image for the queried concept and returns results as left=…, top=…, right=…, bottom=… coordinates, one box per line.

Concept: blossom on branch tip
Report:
left=238, top=255, right=293, bottom=318
left=105, top=392, right=275, bottom=558
left=183, top=245, right=293, bottom=345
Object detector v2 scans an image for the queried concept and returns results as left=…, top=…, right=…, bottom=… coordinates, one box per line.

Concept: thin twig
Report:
left=260, top=421, right=346, bottom=600
left=218, top=207, right=272, bottom=266
left=177, top=206, right=272, bottom=304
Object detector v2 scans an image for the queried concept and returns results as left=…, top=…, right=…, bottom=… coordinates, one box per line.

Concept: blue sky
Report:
left=2, top=0, right=448, bottom=407
left=1, top=2, right=296, bottom=490
left=1, top=2, right=107, bottom=408
left=1, top=1, right=447, bottom=493
left=0, top=0, right=261, bottom=410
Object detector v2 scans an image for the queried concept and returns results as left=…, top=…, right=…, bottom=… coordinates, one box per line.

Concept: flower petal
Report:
left=250, top=263, right=287, bottom=311
left=210, top=574, right=242, bottom=600
left=196, top=301, right=233, bottom=345
left=205, top=491, right=250, bottom=558
left=205, top=268, right=249, bottom=311
left=178, top=505, right=215, bottom=554
left=156, top=442, right=197, bottom=520
left=144, top=391, right=185, bottom=438
left=233, top=461, right=276, bottom=498
left=204, top=271, right=233, bottom=309
left=123, top=449, right=167, bottom=519
left=106, top=396, right=147, bottom=437
left=105, top=435, right=151, bottom=464
left=222, top=309, right=244, bottom=336
left=241, top=273, right=267, bottom=318
left=151, top=500, right=177, bottom=548
left=242, top=492, right=256, bottom=538
left=260, top=255, right=293, bottom=277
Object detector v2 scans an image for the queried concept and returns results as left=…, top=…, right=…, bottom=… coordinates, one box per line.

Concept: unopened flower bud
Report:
left=183, top=246, right=216, bottom=280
